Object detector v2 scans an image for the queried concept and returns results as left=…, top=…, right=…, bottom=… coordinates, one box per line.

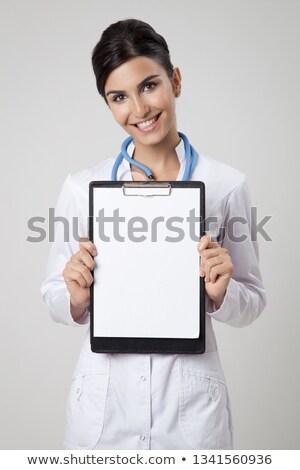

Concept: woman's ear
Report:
left=172, top=66, right=182, bottom=96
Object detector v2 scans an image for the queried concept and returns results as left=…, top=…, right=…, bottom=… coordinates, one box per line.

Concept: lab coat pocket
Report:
left=178, top=355, right=232, bottom=450
left=63, top=353, right=110, bottom=450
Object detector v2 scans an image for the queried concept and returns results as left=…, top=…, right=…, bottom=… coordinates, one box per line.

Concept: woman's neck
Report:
left=131, top=131, right=181, bottom=180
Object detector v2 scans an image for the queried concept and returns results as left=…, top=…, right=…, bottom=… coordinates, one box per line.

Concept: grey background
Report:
left=1, top=0, right=299, bottom=449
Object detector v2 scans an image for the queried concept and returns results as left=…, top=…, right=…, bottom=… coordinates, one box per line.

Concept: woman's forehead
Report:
left=105, top=56, right=166, bottom=91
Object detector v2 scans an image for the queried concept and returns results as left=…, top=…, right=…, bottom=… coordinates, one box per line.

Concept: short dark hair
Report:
left=91, top=18, right=174, bottom=104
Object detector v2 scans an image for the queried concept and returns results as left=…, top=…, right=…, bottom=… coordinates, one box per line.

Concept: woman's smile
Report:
left=132, top=112, right=162, bottom=132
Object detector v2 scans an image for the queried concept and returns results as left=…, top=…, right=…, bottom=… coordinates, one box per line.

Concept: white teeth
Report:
left=137, top=115, right=158, bottom=128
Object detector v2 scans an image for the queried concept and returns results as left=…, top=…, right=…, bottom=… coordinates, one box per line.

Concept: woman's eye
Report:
left=143, top=82, right=157, bottom=92
left=113, top=94, right=125, bottom=103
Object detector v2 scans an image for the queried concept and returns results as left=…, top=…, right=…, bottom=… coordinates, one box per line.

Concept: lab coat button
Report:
left=140, top=375, right=146, bottom=381
left=140, top=434, right=146, bottom=441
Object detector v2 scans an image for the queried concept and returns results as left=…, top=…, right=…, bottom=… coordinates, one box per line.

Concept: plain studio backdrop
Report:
left=0, top=0, right=299, bottom=450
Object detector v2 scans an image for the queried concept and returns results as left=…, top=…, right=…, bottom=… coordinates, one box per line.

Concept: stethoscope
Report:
left=111, top=131, right=198, bottom=181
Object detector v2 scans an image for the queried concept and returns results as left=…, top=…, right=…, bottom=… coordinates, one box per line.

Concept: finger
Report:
left=79, top=237, right=98, bottom=256
left=64, top=263, right=92, bottom=288
left=75, top=249, right=96, bottom=270
left=197, top=234, right=209, bottom=253
left=197, top=234, right=220, bottom=253
left=71, top=249, right=89, bottom=266
left=199, top=247, right=219, bottom=274
left=75, top=262, right=94, bottom=287
left=204, top=255, right=223, bottom=283
left=200, top=247, right=223, bottom=262
left=200, top=247, right=228, bottom=271
left=198, top=238, right=209, bottom=276
left=68, top=263, right=94, bottom=288
left=206, top=240, right=220, bottom=249
left=198, top=236, right=214, bottom=275
left=209, top=262, right=233, bottom=284
left=64, top=267, right=87, bottom=288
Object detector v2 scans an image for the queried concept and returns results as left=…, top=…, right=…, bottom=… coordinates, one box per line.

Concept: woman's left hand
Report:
left=197, top=234, right=234, bottom=309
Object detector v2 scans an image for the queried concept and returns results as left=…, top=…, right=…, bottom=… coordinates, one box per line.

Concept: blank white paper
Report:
left=92, top=186, right=201, bottom=338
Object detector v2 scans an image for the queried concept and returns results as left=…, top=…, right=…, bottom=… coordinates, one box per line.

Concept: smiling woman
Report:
left=91, top=20, right=182, bottom=181
left=41, top=18, right=267, bottom=450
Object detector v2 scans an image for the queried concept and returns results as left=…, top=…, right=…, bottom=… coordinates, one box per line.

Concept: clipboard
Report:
left=89, top=181, right=205, bottom=354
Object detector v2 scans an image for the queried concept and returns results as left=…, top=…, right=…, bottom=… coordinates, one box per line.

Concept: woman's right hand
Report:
left=63, top=238, right=97, bottom=320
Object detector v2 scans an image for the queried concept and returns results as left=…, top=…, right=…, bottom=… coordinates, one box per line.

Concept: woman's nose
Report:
left=131, top=95, right=151, bottom=119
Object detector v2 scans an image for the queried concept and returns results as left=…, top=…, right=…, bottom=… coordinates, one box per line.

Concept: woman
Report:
left=41, top=18, right=266, bottom=450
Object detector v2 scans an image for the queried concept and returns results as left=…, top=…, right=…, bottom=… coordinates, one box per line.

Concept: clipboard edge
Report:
left=89, top=180, right=206, bottom=354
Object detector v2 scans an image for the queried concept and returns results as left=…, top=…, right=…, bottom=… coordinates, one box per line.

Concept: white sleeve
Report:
left=206, top=178, right=267, bottom=327
left=40, top=174, right=90, bottom=326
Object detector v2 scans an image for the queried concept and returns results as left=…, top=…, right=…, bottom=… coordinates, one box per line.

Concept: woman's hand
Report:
left=63, top=238, right=97, bottom=321
left=197, top=234, right=234, bottom=309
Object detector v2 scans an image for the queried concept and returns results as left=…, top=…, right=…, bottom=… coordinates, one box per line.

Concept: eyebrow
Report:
left=106, top=74, right=161, bottom=98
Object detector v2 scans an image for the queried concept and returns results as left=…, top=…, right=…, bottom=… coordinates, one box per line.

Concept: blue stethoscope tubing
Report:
left=111, top=131, right=198, bottom=181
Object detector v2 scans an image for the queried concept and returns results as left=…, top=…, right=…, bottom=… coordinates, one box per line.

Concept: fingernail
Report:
left=93, top=248, right=97, bottom=256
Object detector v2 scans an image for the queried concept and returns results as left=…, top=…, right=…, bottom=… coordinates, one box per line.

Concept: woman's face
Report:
left=104, top=56, right=181, bottom=146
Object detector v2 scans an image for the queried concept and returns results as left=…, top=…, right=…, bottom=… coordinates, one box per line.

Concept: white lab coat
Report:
left=41, top=138, right=266, bottom=450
